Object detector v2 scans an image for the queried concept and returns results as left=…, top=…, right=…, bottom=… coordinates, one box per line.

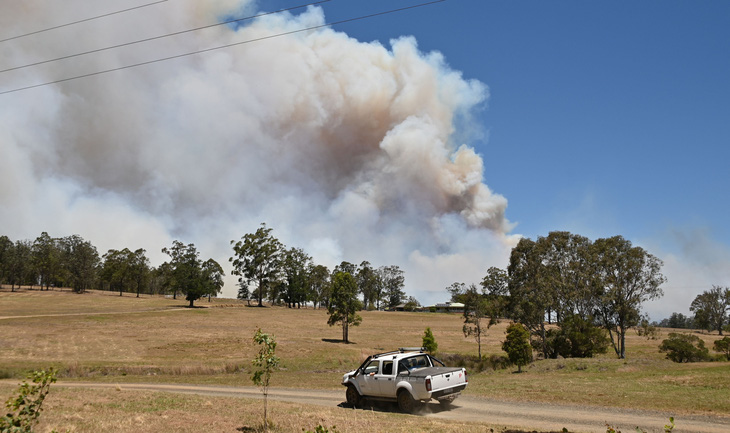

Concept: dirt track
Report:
left=53, top=382, right=730, bottom=433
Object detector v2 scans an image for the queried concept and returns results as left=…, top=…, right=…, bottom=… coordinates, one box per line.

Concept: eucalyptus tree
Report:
left=449, top=282, right=498, bottom=360
left=690, top=286, right=730, bottom=335
left=201, top=258, right=225, bottom=302
left=307, top=264, right=330, bottom=309
left=379, top=265, right=406, bottom=309
left=592, top=236, right=665, bottom=359
left=7, top=240, right=33, bottom=290
left=327, top=271, right=362, bottom=343
left=163, top=240, right=212, bottom=307
left=507, top=237, right=552, bottom=358
left=58, top=235, right=100, bottom=293
left=230, top=223, right=283, bottom=307
left=0, top=235, right=13, bottom=286
left=101, top=248, right=136, bottom=295
left=280, top=247, right=311, bottom=308
left=356, top=261, right=379, bottom=310
left=32, top=232, right=60, bottom=290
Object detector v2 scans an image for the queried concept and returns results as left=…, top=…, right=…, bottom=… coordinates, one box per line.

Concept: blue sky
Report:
left=2, top=0, right=728, bottom=318
left=307, top=0, right=730, bottom=245
left=258, top=0, right=730, bottom=315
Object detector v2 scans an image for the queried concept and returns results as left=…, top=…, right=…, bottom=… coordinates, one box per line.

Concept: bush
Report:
left=437, top=353, right=511, bottom=372
left=713, top=336, right=730, bottom=360
left=0, top=368, right=57, bottom=433
left=659, top=333, right=711, bottom=362
left=545, top=315, right=610, bottom=358
left=422, top=327, right=438, bottom=354
left=502, top=323, right=533, bottom=372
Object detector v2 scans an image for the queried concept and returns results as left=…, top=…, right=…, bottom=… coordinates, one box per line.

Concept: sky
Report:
left=1, top=0, right=728, bottom=320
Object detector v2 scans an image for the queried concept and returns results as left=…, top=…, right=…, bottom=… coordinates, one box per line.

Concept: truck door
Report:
left=359, top=360, right=381, bottom=396
left=375, top=360, right=396, bottom=396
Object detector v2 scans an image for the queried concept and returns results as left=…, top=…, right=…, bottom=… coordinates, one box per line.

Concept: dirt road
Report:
left=54, top=382, right=730, bottom=433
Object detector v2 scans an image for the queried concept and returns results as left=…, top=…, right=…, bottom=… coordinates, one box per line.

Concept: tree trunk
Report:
left=189, top=299, right=194, bottom=308
left=343, top=320, right=349, bottom=343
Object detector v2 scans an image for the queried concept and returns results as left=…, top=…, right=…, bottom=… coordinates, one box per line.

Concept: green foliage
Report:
left=713, top=336, right=730, bottom=360
left=636, top=319, right=661, bottom=340
left=251, top=328, right=280, bottom=433
left=327, top=271, right=362, bottom=343
left=0, top=368, right=57, bottom=433
left=502, top=323, right=533, bottom=372
left=659, top=333, right=711, bottom=363
left=436, top=353, right=511, bottom=373
left=546, top=315, right=610, bottom=358
left=230, top=223, right=284, bottom=307
left=690, top=286, right=730, bottom=334
left=422, top=327, right=438, bottom=354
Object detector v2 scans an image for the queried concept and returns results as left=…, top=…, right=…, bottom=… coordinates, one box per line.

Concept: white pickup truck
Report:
left=341, top=348, right=467, bottom=413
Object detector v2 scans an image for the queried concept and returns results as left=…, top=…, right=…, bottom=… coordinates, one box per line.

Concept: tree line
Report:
left=0, top=225, right=410, bottom=314
left=0, top=232, right=224, bottom=307
left=448, top=231, right=667, bottom=359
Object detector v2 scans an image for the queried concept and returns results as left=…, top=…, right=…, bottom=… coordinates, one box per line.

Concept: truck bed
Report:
left=404, top=366, right=463, bottom=378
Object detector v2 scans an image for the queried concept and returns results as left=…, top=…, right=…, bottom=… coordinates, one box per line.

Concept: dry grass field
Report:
left=1, top=288, right=730, bottom=432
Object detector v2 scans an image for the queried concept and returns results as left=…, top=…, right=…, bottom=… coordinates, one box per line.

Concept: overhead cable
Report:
left=0, top=0, right=332, bottom=74
left=0, top=0, right=447, bottom=96
left=0, top=0, right=169, bottom=43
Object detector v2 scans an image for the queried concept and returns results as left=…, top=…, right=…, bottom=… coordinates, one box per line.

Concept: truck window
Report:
left=382, top=361, right=393, bottom=375
left=363, top=360, right=379, bottom=375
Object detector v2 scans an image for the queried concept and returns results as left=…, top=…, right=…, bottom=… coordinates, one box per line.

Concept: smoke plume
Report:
left=0, top=0, right=516, bottom=303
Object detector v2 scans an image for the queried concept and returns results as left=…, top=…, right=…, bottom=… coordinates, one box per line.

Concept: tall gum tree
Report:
left=593, top=236, right=665, bottom=359
left=230, top=223, right=283, bottom=307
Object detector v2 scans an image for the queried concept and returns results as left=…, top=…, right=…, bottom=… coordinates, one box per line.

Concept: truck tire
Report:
left=397, top=390, right=419, bottom=414
left=345, top=385, right=362, bottom=407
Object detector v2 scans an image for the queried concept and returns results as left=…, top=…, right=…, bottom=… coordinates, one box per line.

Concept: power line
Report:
left=0, top=0, right=447, bottom=96
left=0, top=0, right=333, bottom=74
left=0, top=0, right=169, bottom=43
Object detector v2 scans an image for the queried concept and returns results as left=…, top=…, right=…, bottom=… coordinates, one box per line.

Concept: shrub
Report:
left=0, top=368, right=57, bottom=433
left=422, top=327, right=438, bottom=354
left=502, top=323, right=533, bottom=372
left=713, top=336, right=730, bottom=360
left=546, top=315, right=610, bottom=358
left=659, top=333, right=711, bottom=362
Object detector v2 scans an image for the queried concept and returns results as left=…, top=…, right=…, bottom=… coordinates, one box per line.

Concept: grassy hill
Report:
left=1, top=288, right=729, bottom=432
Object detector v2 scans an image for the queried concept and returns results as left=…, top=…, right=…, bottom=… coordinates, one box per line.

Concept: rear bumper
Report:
left=431, top=384, right=466, bottom=400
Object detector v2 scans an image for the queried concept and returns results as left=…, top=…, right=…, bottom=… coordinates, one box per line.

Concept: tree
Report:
left=545, top=314, right=610, bottom=358
left=327, top=271, right=362, bottom=343
left=507, top=238, right=551, bottom=358
left=101, top=248, right=136, bottom=296
left=379, top=265, right=406, bottom=309
left=713, top=336, right=730, bottom=360
left=592, top=236, right=666, bottom=359
left=162, top=241, right=218, bottom=307
left=230, top=223, right=283, bottom=307
left=660, top=312, right=694, bottom=329
left=450, top=283, right=497, bottom=359
left=659, top=333, right=711, bottom=363
left=7, top=240, right=33, bottom=291
left=32, top=232, right=60, bottom=290
left=280, top=247, right=311, bottom=308
left=422, top=327, right=438, bottom=354
left=307, top=264, right=330, bottom=309
left=502, top=323, right=532, bottom=372
left=201, top=258, right=225, bottom=302
left=251, top=328, right=280, bottom=433
left=58, top=235, right=100, bottom=294
left=0, top=235, right=13, bottom=287
left=690, top=286, right=730, bottom=335
left=356, top=261, right=379, bottom=310
left=403, top=296, right=421, bottom=312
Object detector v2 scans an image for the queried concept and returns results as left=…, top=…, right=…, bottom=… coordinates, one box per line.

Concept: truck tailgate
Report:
left=428, top=368, right=467, bottom=392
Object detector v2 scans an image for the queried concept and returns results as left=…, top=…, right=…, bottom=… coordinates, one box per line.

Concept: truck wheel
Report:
left=345, top=385, right=361, bottom=407
left=397, top=390, right=418, bottom=414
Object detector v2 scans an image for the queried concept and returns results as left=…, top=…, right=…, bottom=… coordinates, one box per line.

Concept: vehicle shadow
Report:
left=337, top=399, right=458, bottom=416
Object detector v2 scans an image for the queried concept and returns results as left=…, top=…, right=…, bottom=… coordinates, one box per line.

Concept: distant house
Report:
left=432, top=302, right=465, bottom=313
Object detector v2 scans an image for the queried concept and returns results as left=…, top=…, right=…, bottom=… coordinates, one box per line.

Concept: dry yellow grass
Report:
left=1, top=288, right=729, bottom=420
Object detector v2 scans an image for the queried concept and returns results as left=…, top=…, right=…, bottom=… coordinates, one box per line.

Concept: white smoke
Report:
left=0, top=0, right=515, bottom=304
